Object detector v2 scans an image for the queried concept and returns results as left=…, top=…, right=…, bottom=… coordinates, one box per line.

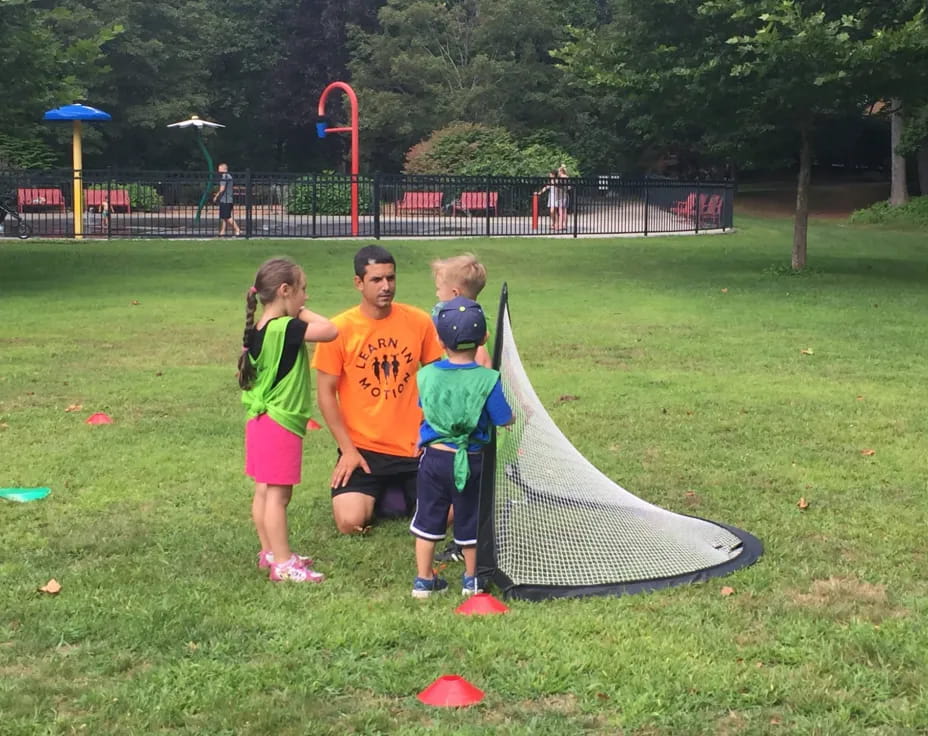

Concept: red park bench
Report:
left=17, top=187, right=66, bottom=212
left=84, top=189, right=132, bottom=213
left=451, top=191, right=498, bottom=216
left=395, top=191, right=443, bottom=213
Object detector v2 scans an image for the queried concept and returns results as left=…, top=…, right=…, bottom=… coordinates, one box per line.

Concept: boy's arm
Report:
left=316, top=370, right=371, bottom=487
left=487, top=379, right=515, bottom=427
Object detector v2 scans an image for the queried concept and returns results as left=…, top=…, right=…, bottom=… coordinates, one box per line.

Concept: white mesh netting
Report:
left=492, top=299, right=748, bottom=590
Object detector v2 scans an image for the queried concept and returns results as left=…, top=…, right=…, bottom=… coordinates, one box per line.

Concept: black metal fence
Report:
left=1, top=170, right=734, bottom=239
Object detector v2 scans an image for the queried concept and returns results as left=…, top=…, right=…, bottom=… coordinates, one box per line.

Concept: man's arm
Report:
left=316, top=370, right=371, bottom=487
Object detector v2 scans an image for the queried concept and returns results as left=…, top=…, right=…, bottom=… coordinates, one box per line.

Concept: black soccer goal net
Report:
left=476, top=284, right=762, bottom=601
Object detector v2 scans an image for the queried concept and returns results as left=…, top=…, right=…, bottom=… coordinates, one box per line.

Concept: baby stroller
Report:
left=0, top=197, right=33, bottom=239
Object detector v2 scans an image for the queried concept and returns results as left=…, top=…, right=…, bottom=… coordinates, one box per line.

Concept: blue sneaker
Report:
left=411, top=575, right=448, bottom=599
left=461, top=574, right=487, bottom=596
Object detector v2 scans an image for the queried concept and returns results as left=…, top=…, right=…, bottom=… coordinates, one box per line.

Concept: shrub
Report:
left=287, top=171, right=372, bottom=215
left=850, top=196, right=928, bottom=227
left=404, top=123, right=580, bottom=177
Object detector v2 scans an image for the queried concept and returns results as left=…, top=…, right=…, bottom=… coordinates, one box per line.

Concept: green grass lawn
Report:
left=2, top=216, right=927, bottom=734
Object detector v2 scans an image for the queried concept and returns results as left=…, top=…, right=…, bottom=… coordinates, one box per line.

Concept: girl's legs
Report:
left=251, top=482, right=271, bottom=552
left=558, top=205, right=568, bottom=230
left=549, top=207, right=557, bottom=228
left=263, top=484, right=293, bottom=563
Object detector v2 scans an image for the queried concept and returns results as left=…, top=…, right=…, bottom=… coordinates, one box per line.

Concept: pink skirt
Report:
left=245, top=414, right=303, bottom=486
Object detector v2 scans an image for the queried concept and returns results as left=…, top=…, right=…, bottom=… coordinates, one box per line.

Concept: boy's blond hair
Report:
left=431, top=253, right=487, bottom=299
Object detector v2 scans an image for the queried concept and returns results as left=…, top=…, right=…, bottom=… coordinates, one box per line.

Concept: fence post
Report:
left=571, top=176, right=579, bottom=238
left=244, top=168, right=253, bottom=239
left=106, top=167, right=113, bottom=240
left=486, top=176, right=492, bottom=237
left=373, top=173, right=381, bottom=240
left=311, top=174, right=317, bottom=239
left=694, top=178, right=701, bottom=234
left=643, top=178, right=650, bottom=237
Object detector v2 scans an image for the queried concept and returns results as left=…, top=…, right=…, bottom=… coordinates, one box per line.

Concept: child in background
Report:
left=409, top=297, right=513, bottom=598
left=239, top=257, right=338, bottom=583
left=431, top=253, right=491, bottom=368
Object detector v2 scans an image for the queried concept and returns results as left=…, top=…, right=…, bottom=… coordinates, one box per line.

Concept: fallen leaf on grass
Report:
left=684, top=490, right=698, bottom=498
left=65, top=404, right=83, bottom=413
left=856, top=395, right=864, bottom=401
left=860, top=449, right=876, bottom=457
left=797, top=497, right=810, bottom=510
left=720, top=288, right=728, bottom=293
left=130, top=300, right=140, bottom=306
left=186, top=641, right=199, bottom=651
left=557, top=394, right=580, bottom=403
left=720, top=586, right=735, bottom=596
left=0, top=422, right=9, bottom=430
left=800, top=348, right=814, bottom=356
left=39, top=579, right=61, bottom=595
left=770, top=717, right=782, bottom=725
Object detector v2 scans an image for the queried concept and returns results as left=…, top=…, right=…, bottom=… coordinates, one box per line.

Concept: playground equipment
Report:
left=317, top=82, right=359, bottom=236
left=43, top=103, right=112, bottom=239
left=167, top=116, right=225, bottom=222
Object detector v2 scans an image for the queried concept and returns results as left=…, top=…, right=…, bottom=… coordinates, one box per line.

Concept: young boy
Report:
left=431, top=253, right=491, bottom=369
left=430, top=253, right=492, bottom=564
left=409, top=297, right=514, bottom=598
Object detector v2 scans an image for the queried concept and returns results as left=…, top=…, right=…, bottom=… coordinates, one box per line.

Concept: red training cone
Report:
left=306, top=418, right=322, bottom=430
left=417, top=675, right=484, bottom=707
left=455, top=593, right=509, bottom=616
left=85, top=412, right=113, bottom=425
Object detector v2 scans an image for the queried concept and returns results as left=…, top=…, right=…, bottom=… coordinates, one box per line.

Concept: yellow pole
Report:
left=72, top=120, right=83, bottom=239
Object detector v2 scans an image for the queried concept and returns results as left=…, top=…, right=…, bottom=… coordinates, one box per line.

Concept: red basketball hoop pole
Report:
left=317, top=82, right=359, bottom=236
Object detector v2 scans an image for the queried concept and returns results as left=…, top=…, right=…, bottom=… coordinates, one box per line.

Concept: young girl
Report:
left=238, top=257, right=338, bottom=583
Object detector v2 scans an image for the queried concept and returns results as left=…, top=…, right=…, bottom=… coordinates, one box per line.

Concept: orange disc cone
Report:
left=417, top=675, right=484, bottom=707
left=455, top=593, right=509, bottom=616
left=85, top=412, right=112, bottom=425
left=306, top=418, right=322, bottom=430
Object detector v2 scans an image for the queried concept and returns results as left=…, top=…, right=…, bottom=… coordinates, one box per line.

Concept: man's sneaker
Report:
left=461, top=573, right=486, bottom=596
left=411, top=575, right=449, bottom=599
left=434, top=541, right=464, bottom=563
left=258, top=549, right=313, bottom=569
left=269, top=555, right=325, bottom=583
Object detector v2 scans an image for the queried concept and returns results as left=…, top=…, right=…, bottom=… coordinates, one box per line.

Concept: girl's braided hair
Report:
left=237, top=257, right=303, bottom=390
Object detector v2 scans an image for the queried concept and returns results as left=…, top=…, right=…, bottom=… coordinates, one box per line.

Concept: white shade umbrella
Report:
left=166, top=115, right=224, bottom=129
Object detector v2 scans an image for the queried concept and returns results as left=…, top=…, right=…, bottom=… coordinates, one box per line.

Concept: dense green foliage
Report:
left=403, top=123, right=579, bottom=176
left=0, top=0, right=925, bottom=188
left=850, top=195, right=928, bottom=225
left=286, top=172, right=373, bottom=215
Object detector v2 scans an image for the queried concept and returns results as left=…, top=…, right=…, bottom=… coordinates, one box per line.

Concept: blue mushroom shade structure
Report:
left=43, top=103, right=112, bottom=239
left=167, top=116, right=225, bottom=221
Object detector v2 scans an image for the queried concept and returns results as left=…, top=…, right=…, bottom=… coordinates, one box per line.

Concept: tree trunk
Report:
left=792, top=127, right=812, bottom=271
left=918, top=144, right=928, bottom=197
left=890, top=98, right=909, bottom=206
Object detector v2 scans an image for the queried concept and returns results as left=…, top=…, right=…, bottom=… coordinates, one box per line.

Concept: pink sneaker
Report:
left=258, top=550, right=313, bottom=569
left=269, top=555, right=325, bottom=583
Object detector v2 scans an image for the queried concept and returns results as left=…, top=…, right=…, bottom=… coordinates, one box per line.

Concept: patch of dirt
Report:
left=788, top=576, right=906, bottom=623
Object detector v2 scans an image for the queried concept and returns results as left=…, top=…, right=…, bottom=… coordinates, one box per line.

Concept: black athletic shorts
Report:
left=218, top=202, right=233, bottom=220
left=331, top=448, right=419, bottom=506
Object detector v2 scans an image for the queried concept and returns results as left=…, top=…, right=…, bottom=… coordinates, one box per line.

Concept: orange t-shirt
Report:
left=312, top=302, right=443, bottom=457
